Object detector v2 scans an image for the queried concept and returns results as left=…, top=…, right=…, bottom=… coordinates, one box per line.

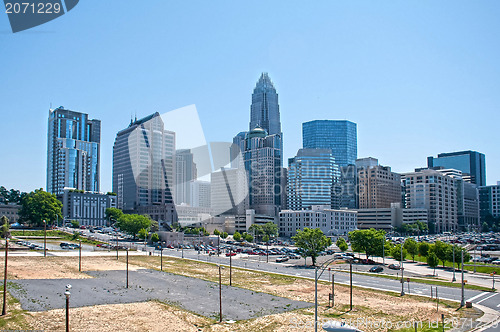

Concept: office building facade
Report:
left=112, top=113, right=176, bottom=214
left=479, top=182, right=500, bottom=221
left=279, top=205, right=357, bottom=237
left=302, top=120, right=357, bottom=167
left=357, top=159, right=402, bottom=209
left=190, top=180, right=211, bottom=208
left=403, top=169, right=458, bottom=233
left=428, top=151, right=486, bottom=186
left=47, top=106, right=100, bottom=195
left=287, top=148, right=339, bottom=210
left=356, top=203, right=428, bottom=232
left=59, top=189, right=116, bottom=227
left=249, top=72, right=281, bottom=136
left=175, top=149, right=197, bottom=205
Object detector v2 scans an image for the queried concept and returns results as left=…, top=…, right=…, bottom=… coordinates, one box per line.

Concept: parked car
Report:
left=225, top=252, right=236, bottom=257
left=276, top=256, right=289, bottom=263
left=388, top=264, right=401, bottom=270
left=369, top=266, right=383, bottom=273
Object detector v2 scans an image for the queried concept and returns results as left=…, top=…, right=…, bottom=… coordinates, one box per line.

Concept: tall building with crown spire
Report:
left=249, top=73, right=281, bottom=136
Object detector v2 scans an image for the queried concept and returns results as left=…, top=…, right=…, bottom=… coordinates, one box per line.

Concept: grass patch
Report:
left=0, top=286, right=32, bottom=330
left=10, top=230, right=105, bottom=246
left=402, top=254, right=500, bottom=275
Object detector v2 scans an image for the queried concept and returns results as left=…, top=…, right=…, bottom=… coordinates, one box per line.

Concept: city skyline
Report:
left=2, top=1, right=500, bottom=192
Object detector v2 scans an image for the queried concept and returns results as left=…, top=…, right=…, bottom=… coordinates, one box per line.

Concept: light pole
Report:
left=43, top=219, right=47, bottom=257
left=126, top=249, right=129, bottom=288
left=229, top=249, right=232, bottom=286
left=401, top=240, right=405, bottom=296
left=218, top=265, right=224, bottom=323
left=65, top=284, right=71, bottom=332
left=452, top=245, right=456, bottom=282
left=78, top=240, right=82, bottom=272
left=460, top=250, right=465, bottom=307
left=313, top=257, right=340, bottom=332
left=160, top=244, right=163, bottom=271
left=382, top=236, right=385, bottom=265
left=2, top=238, right=9, bottom=316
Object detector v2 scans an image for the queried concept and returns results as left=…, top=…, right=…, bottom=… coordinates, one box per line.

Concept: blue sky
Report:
left=1, top=1, right=499, bottom=193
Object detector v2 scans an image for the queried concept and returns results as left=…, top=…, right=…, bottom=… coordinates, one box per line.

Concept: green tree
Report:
left=151, top=233, right=160, bottom=243
left=220, top=232, right=228, bottom=239
left=105, top=208, right=123, bottom=224
left=427, top=252, right=439, bottom=275
left=243, top=232, right=253, bottom=242
left=0, top=216, right=10, bottom=238
left=213, top=229, right=221, bottom=236
left=433, top=240, right=451, bottom=268
left=233, top=231, right=242, bottom=242
left=418, top=242, right=430, bottom=258
left=482, top=222, right=490, bottom=233
left=292, top=228, right=332, bottom=266
left=138, top=228, right=148, bottom=240
left=404, top=238, right=418, bottom=262
left=262, top=234, right=269, bottom=243
left=262, top=222, right=278, bottom=239
left=348, top=229, right=386, bottom=259
left=117, top=214, right=152, bottom=238
left=336, top=237, right=348, bottom=252
left=18, top=189, right=62, bottom=227
left=248, top=224, right=264, bottom=241
left=70, top=220, right=80, bottom=229
left=150, top=220, right=159, bottom=232
left=390, top=244, right=407, bottom=262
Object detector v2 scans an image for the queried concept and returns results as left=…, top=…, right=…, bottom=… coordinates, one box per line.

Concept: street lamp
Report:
left=2, top=237, right=9, bottom=316
left=43, top=219, right=47, bottom=257
left=400, top=239, right=406, bottom=296
left=313, top=257, right=342, bottom=332
left=126, top=249, right=129, bottom=288
left=218, top=265, right=224, bottom=323
left=460, top=250, right=465, bottom=307
left=64, top=284, right=71, bottom=332
left=452, top=245, right=456, bottom=282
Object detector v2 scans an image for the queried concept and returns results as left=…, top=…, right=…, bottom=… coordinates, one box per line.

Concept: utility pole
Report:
left=2, top=238, right=9, bottom=316
left=78, top=240, right=82, bottom=272
left=43, top=220, right=47, bottom=257
left=400, top=243, right=405, bottom=296
left=350, top=261, right=353, bottom=310
left=461, top=250, right=465, bottom=307
left=126, top=249, right=129, bottom=288
left=452, top=245, right=456, bottom=282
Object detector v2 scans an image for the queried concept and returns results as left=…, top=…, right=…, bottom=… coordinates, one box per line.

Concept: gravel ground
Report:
left=9, top=269, right=311, bottom=321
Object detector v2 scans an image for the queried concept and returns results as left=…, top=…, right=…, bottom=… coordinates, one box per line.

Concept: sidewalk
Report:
left=380, top=256, right=497, bottom=289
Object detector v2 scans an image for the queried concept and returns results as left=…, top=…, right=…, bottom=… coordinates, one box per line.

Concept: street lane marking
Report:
left=467, top=292, right=489, bottom=302
left=476, top=293, right=498, bottom=304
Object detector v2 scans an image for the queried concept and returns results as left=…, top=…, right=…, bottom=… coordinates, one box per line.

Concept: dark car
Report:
left=369, top=266, right=383, bottom=273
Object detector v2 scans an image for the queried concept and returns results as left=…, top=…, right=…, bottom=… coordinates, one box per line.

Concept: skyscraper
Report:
left=427, top=151, right=486, bottom=186
left=249, top=72, right=281, bottom=136
left=175, top=149, right=197, bottom=205
left=357, top=162, right=402, bottom=209
left=112, top=112, right=175, bottom=211
left=244, top=127, right=283, bottom=217
left=287, top=148, right=339, bottom=210
left=47, top=106, right=100, bottom=195
left=302, top=120, right=357, bottom=167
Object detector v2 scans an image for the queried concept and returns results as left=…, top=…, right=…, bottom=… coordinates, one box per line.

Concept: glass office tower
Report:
left=302, top=120, right=357, bottom=167
left=47, top=106, right=100, bottom=195
left=249, top=72, right=281, bottom=136
left=427, top=151, right=486, bottom=186
left=287, top=148, right=339, bottom=210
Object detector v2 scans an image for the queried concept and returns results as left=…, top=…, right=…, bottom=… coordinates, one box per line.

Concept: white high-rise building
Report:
left=112, top=112, right=175, bottom=212
left=190, top=180, right=211, bottom=208
left=403, top=169, right=458, bottom=233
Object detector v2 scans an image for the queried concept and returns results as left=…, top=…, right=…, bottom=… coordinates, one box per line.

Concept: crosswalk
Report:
left=467, top=292, right=499, bottom=306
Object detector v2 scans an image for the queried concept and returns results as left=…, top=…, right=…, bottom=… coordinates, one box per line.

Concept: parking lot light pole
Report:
left=126, top=249, right=129, bottom=288
left=401, top=242, right=405, bottom=296
left=43, top=220, right=47, bottom=257
left=382, top=236, right=385, bottom=265
left=160, top=245, right=163, bottom=271
left=2, top=238, right=9, bottom=316
left=229, top=250, right=232, bottom=286
left=218, top=265, right=224, bottom=323
left=78, top=240, right=82, bottom=272
left=65, top=284, right=71, bottom=332
left=452, top=245, right=456, bottom=282
left=461, top=250, right=465, bottom=307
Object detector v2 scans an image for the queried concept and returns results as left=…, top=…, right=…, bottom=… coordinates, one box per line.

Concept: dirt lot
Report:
left=5, top=256, right=140, bottom=280
left=1, top=255, right=480, bottom=331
